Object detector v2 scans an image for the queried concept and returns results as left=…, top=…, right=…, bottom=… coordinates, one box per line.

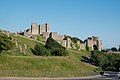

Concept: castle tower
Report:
left=45, top=23, right=50, bottom=32
left=86, top=37, right=94, bottom=51
left=31, top=23, right=38, bottom=35
left=97, top=40, right=102, bottom=51
left=93, top=36, right=99, bottom=45
left=66, top=37, right=72, bottom=48
left=39, top=23, right=50, bottom=34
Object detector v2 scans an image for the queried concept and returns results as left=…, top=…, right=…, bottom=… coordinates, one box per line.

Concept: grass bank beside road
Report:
left=0, top=49, right=97, bottom=77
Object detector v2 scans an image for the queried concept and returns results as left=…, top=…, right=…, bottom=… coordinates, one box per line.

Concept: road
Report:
left=0, top=71, right=119, bottom=80
left=0, top=75, right=119, bottom=80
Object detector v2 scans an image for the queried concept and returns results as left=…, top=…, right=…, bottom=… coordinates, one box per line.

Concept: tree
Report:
left=0, top=33, right=14, bottom=53
left=45, top=37, right=68, bottom=56
left=36, top=35, right=41, bottom=41
left=111, top=47, right=117, bottom=52
left=75, top=42, right=80, bottom=50
left=118, top=45, right=120, bottom=51
left=71, top=37, right=83, bottom=43
left=50, top=48, right=68, bottom=56
left=90, top=51, right=120, bottom=71
left=34, top=43, right=50, bottom=56
left=45, top=37, right=65, bottom=49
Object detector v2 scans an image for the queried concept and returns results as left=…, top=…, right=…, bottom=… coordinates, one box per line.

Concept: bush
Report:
left=33, top=37, right=68, bottom=56
left=71, top=37, right=83, bottom=43
left=34, top=43, right=50, bottom=56
left=45, top=37, right=68, bottom=56
left=45, top=37, right=65, bottom=49
left=51, top=48, right=68, bottom=56
left=36, top=35, right=41, bottom=41
left=0, top=33, right=14, bottom=53
left=90, top=50, right=120, bottom=71
left=111, top=47, right=117, bottom=52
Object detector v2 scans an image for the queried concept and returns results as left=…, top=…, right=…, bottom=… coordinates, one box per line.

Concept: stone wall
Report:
left=61, top=40, right=67, bottom=47
left=49, top=32, right=57, bottom=40
left=56, top=35, right=64, bottom=41
left=80, top=43, right=86, bottom=50
left=23, top=29, right=31, bottom=37
left=98, top=40, right=102, bottom=51
left=42, top=32, right=50, bottom=40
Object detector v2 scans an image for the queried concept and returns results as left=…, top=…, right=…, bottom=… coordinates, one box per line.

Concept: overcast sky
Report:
left=0, top=0, right=120, bottom=49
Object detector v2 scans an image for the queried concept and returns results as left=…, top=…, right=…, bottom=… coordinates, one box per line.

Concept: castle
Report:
left=19, top=23, right=102, bottom=51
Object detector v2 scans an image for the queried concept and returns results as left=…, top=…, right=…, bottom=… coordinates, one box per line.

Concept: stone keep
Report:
left=31, top=23, right=50, bottom=35
left=31, top=23, right=39, bottom=35
left=39, top=23, right=50, bottom=34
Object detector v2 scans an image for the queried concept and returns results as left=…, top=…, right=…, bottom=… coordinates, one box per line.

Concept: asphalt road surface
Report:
left=0, top=72, right=120, bottom=80
left=0, top=76, right=119, bottom=80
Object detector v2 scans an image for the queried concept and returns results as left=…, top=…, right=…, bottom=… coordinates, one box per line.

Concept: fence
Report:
left=0, top=70, right=99, bottom=77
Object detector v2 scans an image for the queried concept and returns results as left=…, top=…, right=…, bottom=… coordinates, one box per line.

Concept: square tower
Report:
left=31, top=23, right=38, bottom=35
left=39, top=23, right=50, bottom=34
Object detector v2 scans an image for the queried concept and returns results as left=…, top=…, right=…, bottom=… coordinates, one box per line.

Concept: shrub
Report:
left=111, top=47, right=117, bottom=52
left=34, top=37, right=68, bottom=56
left=90, top=50, right=120, bottom=71
left=71, top=37, right=83, bottom=43
left=0, top=33, right=14, bottom=53
left=45, top=37, right=65, bottom=49
left=51, top=48, right=68, bottom=56
left=34, top=43, right=50, bottom=56
left=45, top=37, right=68, bottom=56
left=36, top=35, right=41, bottom=41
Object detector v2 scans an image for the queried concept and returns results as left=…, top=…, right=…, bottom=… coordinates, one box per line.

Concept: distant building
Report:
left=19, top=22, right=72, bottom=48
left=19, top=23, right=102, bottom=51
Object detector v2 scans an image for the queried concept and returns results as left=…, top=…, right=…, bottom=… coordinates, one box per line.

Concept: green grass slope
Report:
left=0, top=34, right=98, bottom=77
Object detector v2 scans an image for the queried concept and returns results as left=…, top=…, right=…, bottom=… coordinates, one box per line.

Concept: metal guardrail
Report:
left=0, top=70, right=99, bottom=77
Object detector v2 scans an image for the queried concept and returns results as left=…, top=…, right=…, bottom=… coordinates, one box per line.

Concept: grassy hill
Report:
left=0, top=33, right=98, bottom=77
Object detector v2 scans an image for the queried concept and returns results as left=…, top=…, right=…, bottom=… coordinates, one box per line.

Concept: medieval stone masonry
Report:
left=19, top=22, right=102, bottom=51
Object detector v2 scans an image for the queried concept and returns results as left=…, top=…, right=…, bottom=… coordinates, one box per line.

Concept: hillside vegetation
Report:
left=0, top=31, right=97, bottom=77
left=0, top=49, right=97, bottom=77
